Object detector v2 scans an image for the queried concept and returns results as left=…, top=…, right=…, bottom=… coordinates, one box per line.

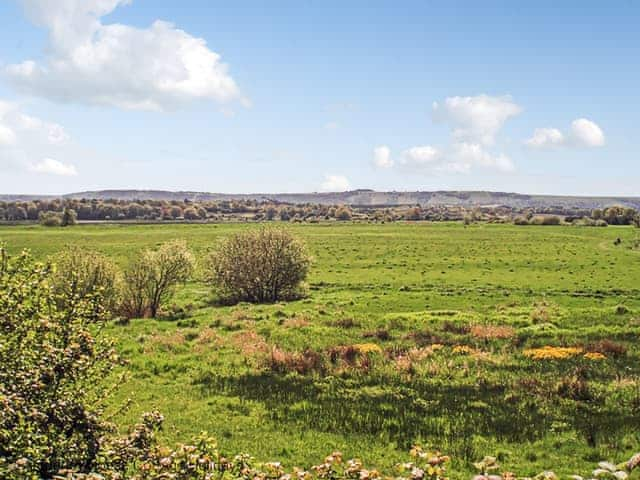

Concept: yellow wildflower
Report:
left=584, top=352, right=606, bottom=360
left=354, top=343, right=382, bottom=354
left=452, top=345, right=473, bottom=355
left=523, top=346, right=583, bottom=360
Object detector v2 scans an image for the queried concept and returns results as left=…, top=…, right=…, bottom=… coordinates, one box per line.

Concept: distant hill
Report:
left=2, top=189, right=640, bottom=209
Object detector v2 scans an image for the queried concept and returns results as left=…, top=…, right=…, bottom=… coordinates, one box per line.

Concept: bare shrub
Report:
left=207, top=228, right=311, bottom=304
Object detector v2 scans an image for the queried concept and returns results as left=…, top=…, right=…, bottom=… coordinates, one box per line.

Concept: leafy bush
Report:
left=38, top=211, right=63, bottom=227
left=0, top=244, right=120, bottom=478
left=530, top=215, right=562, bottom=225
left=51, top=246, right=121, bottom=315
left=120, top=239, right=195, bottom=318
left=62, top=207, right=78, bottom=226
left=207, top=228, right=311, bottom=304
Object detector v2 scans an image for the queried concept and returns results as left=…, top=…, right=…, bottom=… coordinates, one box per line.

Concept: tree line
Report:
left=0, top=198, right=638, bottom=226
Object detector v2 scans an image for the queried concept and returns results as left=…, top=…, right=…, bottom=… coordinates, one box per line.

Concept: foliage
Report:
left=208, top=228, right=311, bottom=304
left=39, top=210, right=63, bottom=227
left=62, top=208, right=78, bottom=226
left=51, top=246, right=121, bottom=314
left=120, top=240, right=195, bottom=318
left=0, top=244, right=120, bottom=479
left=2, top=222, right=640, bottom=475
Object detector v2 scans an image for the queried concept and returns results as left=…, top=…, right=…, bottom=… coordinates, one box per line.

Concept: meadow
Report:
left=1, top=222, right=639, bottom=478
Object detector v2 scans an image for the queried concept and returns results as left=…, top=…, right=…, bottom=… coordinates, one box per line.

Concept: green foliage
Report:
left=1, top=223, right=640, bottom=477
left=51, top=246, right=121, bottom=314
left=0, top=244, right=119, bottom=478
left=62, top=207, right=78, bottom=226
left=120, top=239, right=195, bottom=318
left=39, top=210, right=63, bottom=227
left=208, top=228, right=311, bottom=304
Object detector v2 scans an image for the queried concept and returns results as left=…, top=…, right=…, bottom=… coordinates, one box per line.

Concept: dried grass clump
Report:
left=470, top=324, right=516, bottom=340
left=266, top=347, right=325, bottom=374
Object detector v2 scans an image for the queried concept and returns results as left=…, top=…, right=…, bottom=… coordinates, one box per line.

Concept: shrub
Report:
left=61, top=207, right=78, bottom=226
left=51, top=246, right=121, bottom=314
left=530, top=215, right=561, bottom=225
left=38, top=210, right=63, bottom=227
left=0, top=244, right=120, bottom=478
left=513, top=216, right=529, bottom=225
left=119, top=240, right=195, bottom=318
left=335, top=206, right=352, bottom=221
left=207, top=228, right=311, bottom=304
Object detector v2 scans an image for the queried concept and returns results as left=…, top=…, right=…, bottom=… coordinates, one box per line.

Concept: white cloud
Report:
left=376, top=94, right=518, bottom=176
left=0, top=99, right=75, bottom=175
left=372, top=145, right=393, bottom=168
left=401, top=145, right=440, bottom=166
left=525, top=118, right=605, bottom=149
left=320, top=174, right=350, bottom=192
left=0, top=125, right=17, bottom=146
left=6, top=0, right=245, bottom=111
left=29, top=157, right=78, bottom=176
left=398, top=142, right=513, bottom=174
left=449, top=142, right=514, bottom=172
left=525, top=128, right=565, bottom=148
left=432, top=94, right=522, bottom=146
left=324, top=121, right=340, bottom=131
left=570, top=118, right=605, bottom=147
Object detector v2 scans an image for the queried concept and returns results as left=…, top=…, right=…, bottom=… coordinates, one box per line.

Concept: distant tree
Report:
left=265, top=206, right=277, bottom=220
left=39, top=211, right=63, bottom=227
left=26, top=202, right=39, bottom=220
left=196, top=206, right=208, bottom=219
left=169, top=206, right=183, bottom=219
left=592, top=208, right=603, bottom=220
left=6, top=205, right=27, bottom=221
left=405, top=207, right=422, bottom=221
left=62, top=208, right=78, bottom=226
left=335, top=206, right=352, bottom=221
left=183, top=207, right=199, bottom=220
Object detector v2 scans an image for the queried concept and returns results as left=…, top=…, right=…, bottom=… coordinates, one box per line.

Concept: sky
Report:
left=0, top=0, right=638, bottom=195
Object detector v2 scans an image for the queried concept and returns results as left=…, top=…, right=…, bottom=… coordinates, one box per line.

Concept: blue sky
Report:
left=0, top=0, right=637, bottom=195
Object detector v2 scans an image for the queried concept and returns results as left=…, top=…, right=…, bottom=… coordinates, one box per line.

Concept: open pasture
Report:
left=1, top=222, right=639, bottom=478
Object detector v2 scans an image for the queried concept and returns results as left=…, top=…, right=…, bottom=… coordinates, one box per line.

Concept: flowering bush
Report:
left=0, top=244, right=121, bottom=479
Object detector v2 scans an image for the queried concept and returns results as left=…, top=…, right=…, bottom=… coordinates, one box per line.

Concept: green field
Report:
left=2, top=222, right=639, bottom=478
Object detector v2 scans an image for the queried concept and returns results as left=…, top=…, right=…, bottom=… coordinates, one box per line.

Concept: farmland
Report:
left=1, top=222, right=639, bottom=478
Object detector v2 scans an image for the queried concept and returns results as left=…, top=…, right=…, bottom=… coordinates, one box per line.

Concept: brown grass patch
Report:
left=470, top=324, right=515, bottom=340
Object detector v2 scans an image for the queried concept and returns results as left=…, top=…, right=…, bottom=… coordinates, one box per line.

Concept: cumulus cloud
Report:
left=376, top=94, right=518, bottom=176
left=570, top=118, right=605, bottom=147
left=372, top=145, right=393, bottom=168
left=0, top=125, right=17, bottom=146
left=320, top=174, right=351, bottom=192
left=401, top=145, right=440, bottom=166
left=448, top=142, right=514, bottom=172
left=29, top=157, right=78, bottom=176
left=525, top=118, right=605, bottom=148
left=6, top=0, right=245, bottom=111
left=0, top=99, right=77, bottom=175
left=524, top=128, right=565, bottom=148
left=397, top=142, right=513, bottom=174
left=432, top=94, right=522, bottom=146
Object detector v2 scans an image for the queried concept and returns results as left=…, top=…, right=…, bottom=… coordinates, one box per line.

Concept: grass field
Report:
left=1, top=222, right=639, bottom=478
